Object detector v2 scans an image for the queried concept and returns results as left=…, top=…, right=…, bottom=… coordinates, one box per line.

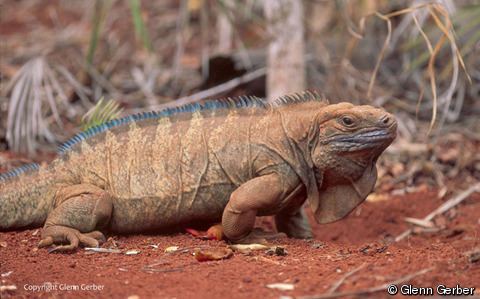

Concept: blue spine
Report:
left=0, top=163, right=40, bottom=182
left=56, top=95, right=268, bottom=154
left=54, top=91, right=322, bottom=155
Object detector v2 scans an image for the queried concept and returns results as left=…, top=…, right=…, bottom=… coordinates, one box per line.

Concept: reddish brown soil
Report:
left=1, top=190, right=479, bottom=299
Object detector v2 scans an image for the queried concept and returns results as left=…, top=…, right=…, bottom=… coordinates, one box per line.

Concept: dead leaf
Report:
left=206, top=224, right=224, bottom=240
left=164, top=246, right=179, bottom=253
left=229, top=244, right=269, bottom=253
left=266, top=283, right=295, bottom=291
left=0, top=285, right=17, bottom=292
left=366, top=193, right=389, bottom=202
left=186, top=226, right=223, bottom=240
left=193, top=247, right=233, bottom=262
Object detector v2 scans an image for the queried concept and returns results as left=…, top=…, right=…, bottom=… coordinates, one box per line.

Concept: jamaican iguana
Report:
left=0, top=91, right=397, bottom=251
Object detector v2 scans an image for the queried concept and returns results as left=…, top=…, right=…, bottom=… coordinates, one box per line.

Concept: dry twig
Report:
left=299, top=267, right=433, bottom=299
left=139, top=67, right=266, bottom=112
left=395, top=182, right=480, bottom=242
left=328, top=264, right=366, bottom=294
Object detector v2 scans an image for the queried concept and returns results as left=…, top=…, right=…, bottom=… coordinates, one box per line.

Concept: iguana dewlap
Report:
left=0, top=92, right=397, bottom=251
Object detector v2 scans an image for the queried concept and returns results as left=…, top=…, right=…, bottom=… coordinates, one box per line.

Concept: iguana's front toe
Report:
left=38, top=226, right=106, bottom=252
left=206, top=224, right=224, bottom=240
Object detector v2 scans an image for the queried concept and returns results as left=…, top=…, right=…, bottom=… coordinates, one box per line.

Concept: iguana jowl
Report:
left=0, top=92, right=397, bottom=251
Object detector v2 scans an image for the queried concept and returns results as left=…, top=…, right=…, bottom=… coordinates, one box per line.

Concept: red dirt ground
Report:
left=1, top=190, right=479, bottom=299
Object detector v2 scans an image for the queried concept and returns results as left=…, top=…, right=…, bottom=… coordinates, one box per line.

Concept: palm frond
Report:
left=4, top=57, right=69, bottom=155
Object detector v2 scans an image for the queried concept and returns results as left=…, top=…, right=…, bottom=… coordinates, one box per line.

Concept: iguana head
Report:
left=307, top=102, right=397, bottom=223
left=310, top=102, right=397, bottom=182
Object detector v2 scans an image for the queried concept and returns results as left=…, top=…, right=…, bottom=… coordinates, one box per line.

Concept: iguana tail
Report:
left=0, top=163, right=57, bottom=230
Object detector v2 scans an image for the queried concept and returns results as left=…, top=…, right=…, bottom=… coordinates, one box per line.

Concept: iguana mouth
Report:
left=328, top=128, right=396, bottom=152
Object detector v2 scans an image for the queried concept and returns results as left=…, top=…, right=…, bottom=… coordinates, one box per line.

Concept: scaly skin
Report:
left=0, top=92, right=397, bottom=251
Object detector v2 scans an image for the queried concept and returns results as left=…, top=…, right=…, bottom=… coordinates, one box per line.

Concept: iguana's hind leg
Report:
left=38, top=184, right=112, bottom=252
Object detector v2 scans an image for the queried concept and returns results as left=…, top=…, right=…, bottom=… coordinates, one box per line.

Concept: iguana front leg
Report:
left=38, top=184, right=113, bottom=252
left=275, top=207, right=313, bottom=239
left=222, top=174, right=293, bottom=244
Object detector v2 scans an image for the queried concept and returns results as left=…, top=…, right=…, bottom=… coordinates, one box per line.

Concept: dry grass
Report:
left=347, top=3, right=471, bottom=134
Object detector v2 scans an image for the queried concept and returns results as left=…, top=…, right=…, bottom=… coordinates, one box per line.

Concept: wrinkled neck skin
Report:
left=315, top=145, right=378, bottom=188
left=275, top=105, right=322, bottom=189
left=276, top=104, right=318, bottom=166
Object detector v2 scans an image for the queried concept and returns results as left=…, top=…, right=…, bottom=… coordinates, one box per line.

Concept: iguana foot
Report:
left=38, top=226, right=106, bottom=252
left=38, top=184, right=112, bottom=252
left=232, top=228, right=287, bottom=244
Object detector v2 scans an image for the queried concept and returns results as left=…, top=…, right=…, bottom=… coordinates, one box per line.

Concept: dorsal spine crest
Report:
left=57, top=95, right=266, bottom=154
left=0, top=162, right=40, bottom=182
left=272, top=90, right=327, bottom=107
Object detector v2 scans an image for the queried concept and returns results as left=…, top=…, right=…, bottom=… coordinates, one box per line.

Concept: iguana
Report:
left=0, top=91, right=397, bottom=251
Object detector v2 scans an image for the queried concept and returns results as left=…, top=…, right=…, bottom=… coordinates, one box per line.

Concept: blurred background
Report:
left=0, top=0, right=479, bottom=196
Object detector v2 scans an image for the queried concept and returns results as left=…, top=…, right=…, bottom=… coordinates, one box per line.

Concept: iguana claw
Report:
left=38, top=226, right=106, bottom=252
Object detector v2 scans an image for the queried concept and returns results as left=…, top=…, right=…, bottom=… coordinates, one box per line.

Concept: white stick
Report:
left=395, top=182, right=480, bottom=242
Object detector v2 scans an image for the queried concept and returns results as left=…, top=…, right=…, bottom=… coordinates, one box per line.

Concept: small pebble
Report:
left=265, top=246, right=288, bottom=256
left=312, top=243, right=324, bottom=249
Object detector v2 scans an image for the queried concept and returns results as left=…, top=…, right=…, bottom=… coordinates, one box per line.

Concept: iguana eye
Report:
left=341, top=116, right=354, bottom=126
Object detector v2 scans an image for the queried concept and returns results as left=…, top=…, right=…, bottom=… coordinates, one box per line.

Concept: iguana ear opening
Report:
left=312, top=164, right=378, bottom=224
